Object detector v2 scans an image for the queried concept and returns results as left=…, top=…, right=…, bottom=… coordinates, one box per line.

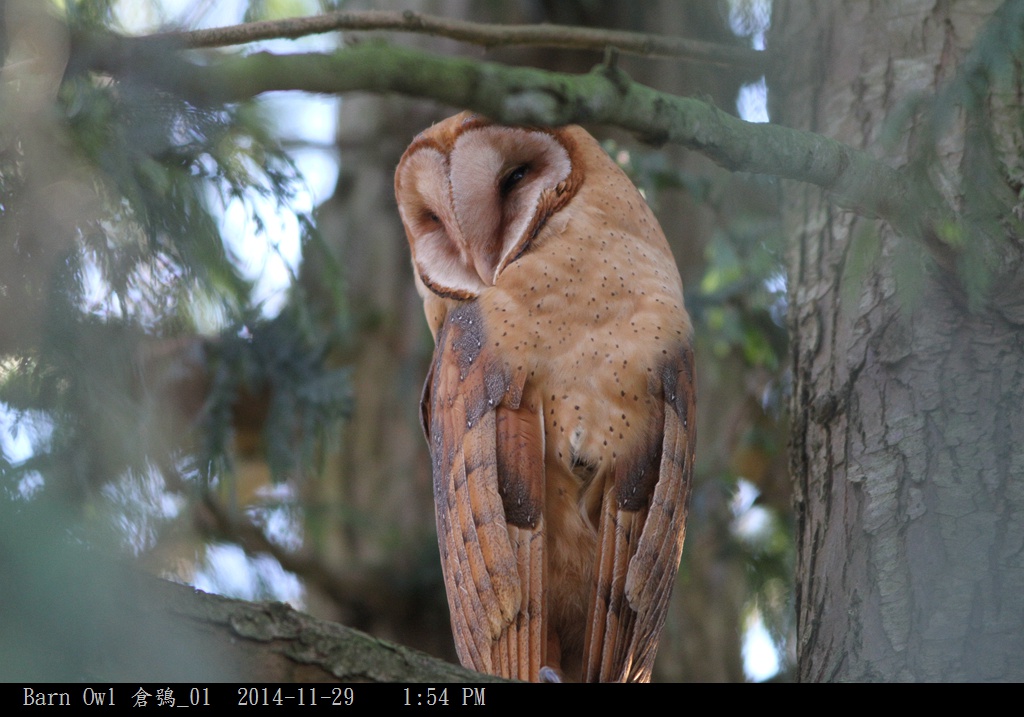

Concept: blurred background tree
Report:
left=5, top=0, right=1020, bottom=683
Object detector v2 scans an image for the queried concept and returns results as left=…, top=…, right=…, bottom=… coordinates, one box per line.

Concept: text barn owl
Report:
left=395, top=112, right=695, bottom=682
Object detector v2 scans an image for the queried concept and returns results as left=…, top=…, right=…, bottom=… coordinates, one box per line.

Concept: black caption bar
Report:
left=8, top=683, right=662, bottom=712
left=14, top=685, right=492, bottom=711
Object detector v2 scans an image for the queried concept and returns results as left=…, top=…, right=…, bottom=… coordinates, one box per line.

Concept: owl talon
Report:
left=539, top=666, right=563, bottom=683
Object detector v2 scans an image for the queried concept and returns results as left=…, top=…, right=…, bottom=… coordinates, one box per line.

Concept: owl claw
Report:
left=539, top=666, right=563, bottom=683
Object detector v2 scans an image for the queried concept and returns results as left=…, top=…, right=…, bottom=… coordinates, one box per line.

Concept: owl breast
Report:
left=477, top=181, right=689, bottom=672
left=482, top=180, right=688, bottom=479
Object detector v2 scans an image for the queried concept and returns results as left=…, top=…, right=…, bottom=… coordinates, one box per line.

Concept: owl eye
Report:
left=500, top=164, right=530, bottom=196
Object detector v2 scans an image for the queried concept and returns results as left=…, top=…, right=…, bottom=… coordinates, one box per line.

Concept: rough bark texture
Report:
left=771, top=1, right=1024, bottom=681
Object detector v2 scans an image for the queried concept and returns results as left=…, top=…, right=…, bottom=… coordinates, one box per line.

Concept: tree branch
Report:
left=158, top=578, right=498, bottom=682
left=2, top=497, right=491, bottom=681
left=74, top=37, right=958, bottom=268
left=142, top=9, right=763, bottom=68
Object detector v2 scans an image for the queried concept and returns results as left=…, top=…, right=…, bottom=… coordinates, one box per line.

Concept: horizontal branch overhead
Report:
left=75, top=36, right=956, bottom=266
left=147, top=9, right=764, bottom=68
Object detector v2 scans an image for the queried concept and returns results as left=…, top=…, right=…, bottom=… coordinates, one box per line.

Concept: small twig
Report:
left=142, top=9, right=764, bottom=68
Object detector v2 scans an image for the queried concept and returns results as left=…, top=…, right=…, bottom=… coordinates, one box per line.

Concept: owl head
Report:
left=394, top=112, right=586, bottom=300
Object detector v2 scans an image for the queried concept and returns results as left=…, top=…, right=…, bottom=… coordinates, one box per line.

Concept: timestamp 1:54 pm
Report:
left=403, top=688, right=485, bottom=706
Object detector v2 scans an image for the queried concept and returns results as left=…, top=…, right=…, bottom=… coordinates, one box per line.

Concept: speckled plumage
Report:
left=395, top=112, right=695, bottom=682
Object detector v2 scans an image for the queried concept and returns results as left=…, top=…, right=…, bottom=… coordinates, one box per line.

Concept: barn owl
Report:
left=395, top=112, right=695, bottom=683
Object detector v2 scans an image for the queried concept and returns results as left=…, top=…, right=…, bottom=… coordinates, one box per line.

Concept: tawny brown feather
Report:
left=396, top=112, right=695, bottom=682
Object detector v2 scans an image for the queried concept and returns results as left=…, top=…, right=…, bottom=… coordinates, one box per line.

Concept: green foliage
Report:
left=60, top=0, right=120, bottom=28
left=63, top=75, right=256, bottom=316
left=0, top=10, right=350, bottom=530
left=698, top=233, right=786, bottom=371
left=244, top=0, right=325, bottom=23
left=203, top=304, right=353, bottom=483
left=604, top=138, right=714, bottom=203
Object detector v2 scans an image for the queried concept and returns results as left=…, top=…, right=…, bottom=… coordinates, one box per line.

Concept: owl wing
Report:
left=583, top=346, right=696, bottom=683
left=422, top=301, right=547, bottom=681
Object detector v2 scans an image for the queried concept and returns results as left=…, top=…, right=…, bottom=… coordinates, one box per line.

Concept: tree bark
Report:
left=771, top=1, right=1024, bottom=681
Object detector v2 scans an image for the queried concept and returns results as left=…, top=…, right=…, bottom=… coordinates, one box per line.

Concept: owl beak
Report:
left=468, top=242, right=500, bottom=287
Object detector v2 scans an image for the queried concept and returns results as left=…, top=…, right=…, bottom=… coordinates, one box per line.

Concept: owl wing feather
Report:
left=423, top=301, right=547, bottom=681
left=583, top=346, right=696, bottom=683
left=426, top=302, right=694, bottom=683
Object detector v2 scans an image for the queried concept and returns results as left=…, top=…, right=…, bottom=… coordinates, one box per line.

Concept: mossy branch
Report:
left=143, top=9, right=763, bottom=68
left=74, top=37, right=958, bottom=268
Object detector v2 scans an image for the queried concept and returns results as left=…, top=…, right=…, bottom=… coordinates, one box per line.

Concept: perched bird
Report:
left=395, top=112, right=695, bottom=682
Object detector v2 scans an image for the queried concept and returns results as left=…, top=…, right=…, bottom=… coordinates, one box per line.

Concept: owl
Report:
left=395, top=112, right=695, bottom=683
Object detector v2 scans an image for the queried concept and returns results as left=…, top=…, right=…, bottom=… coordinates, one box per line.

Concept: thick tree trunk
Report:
left=771, top=1, right=1024, bottom=681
